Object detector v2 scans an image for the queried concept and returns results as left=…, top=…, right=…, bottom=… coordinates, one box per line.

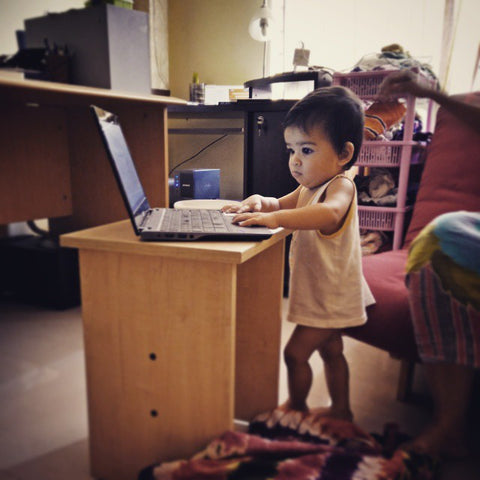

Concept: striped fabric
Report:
left=407, top=265, right=480, bottom=367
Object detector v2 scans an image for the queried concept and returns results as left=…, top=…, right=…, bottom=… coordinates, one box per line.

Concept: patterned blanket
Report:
left=139, top=409, right=439, bottom=480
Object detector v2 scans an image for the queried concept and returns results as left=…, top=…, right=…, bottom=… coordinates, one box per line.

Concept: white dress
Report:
left=287, top=175, right=375, bottom=329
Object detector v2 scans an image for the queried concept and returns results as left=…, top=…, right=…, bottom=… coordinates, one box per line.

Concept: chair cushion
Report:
left=345, top=249, right=420, bottom=360
left=403, top=92, right=480, bottom=248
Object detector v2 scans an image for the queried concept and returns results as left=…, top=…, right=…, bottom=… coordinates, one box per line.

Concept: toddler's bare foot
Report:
left=264, top=403, right=289, bottom=427
left=262, top=401, right=308, bottom=429
left=279, top=408, right=308, bottom=429
left=309, top=406, right=353, bottom=422
left=280, top=399, right=309, bottom=414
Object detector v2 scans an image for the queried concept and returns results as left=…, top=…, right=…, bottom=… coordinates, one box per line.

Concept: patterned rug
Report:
left=139, top=408, right=439, bottom=479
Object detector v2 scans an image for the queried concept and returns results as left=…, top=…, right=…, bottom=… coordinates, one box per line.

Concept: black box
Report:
left=0, top=235, right=80, bottom=310
left=170, top=169, right=220, bottom=205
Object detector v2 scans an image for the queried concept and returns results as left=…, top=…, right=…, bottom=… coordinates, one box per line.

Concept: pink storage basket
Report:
left=333, top=70, right=436, bottom=103
left=333, top=70, right=393, bottom=97
left=358, top=142, right=403, bottom=167
left=358, top=141, right=426, bottom=167
left=358, top=207, right=396, bottom=230
left=334, top=70, right=434, bottom=249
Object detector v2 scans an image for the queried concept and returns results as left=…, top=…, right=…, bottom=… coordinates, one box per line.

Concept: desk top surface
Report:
left=61, top=220, right=290, bottom=264
left=0, top=72, right=186, bottom=107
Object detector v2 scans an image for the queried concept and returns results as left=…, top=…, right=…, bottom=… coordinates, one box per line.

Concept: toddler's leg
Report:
left=283, top=325, right=335, bottom=412
left=316, top=332, right=353, bottom=421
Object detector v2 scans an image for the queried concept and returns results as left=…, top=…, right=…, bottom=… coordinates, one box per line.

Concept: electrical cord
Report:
left=168, top=134, right=228, bottom=176
left=26, top=220, right=58, bottom=244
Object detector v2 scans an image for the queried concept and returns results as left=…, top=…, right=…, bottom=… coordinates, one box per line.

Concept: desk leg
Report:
left=79, top=249, right=237, bottom=480
left=235, top=240, right=285, bottom=420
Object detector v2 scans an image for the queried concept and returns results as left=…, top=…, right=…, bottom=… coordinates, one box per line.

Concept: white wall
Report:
left=168, top=0, right=265, bottom=100
left=447, top=0, right=480, bottom=93
left=0, top=0, right=85, bottom=54
left=270, top=0, right=480, bottom=94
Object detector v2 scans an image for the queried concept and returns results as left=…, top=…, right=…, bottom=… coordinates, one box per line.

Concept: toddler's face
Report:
left=284, top=126, right=348, bottom=189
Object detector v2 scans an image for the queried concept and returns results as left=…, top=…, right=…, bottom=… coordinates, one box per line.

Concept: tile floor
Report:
left=0, top=297, right=479, bottom=479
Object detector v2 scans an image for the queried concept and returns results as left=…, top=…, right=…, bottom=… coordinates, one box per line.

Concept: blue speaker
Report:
left=170, top=169, right=220, bottom=206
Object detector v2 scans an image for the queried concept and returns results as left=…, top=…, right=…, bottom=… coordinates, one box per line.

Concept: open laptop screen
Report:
left=92, top=106, right=150, bottom=232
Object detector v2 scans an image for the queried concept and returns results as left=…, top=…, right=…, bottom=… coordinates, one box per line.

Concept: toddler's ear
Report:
left=339, top=141, right=354, bottom=165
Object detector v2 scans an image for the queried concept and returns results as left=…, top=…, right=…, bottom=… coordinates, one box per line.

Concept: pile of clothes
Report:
left=351, top=43, right=437, bottom=81
left=356, top=168, right=397, bottom=207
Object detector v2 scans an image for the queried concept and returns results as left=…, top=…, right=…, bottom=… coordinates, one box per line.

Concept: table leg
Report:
left=79, top=249, right=237, bottom=480
left=235, top=240, right=285, bottom=420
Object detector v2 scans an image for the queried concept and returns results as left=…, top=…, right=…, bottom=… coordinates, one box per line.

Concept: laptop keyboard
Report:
left=161, top=209, right=237, bottom=233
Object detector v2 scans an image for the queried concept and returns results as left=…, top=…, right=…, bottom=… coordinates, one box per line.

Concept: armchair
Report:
left=344, top=92, right=480, bottom=400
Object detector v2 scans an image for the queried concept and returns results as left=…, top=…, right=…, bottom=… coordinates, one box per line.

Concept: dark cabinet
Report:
left=243, top=102, right=297, bottom=295
left=244, top=103, right=297, bottom=198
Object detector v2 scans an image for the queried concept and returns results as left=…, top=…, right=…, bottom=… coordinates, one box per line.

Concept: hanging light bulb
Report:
left=248, top=0, right=275, bottom=42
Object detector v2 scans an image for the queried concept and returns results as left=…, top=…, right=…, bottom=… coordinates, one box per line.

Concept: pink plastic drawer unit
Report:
left=358, top=142, right=402, bottom=167
left=358, top=206, right=396, bottom=230
left=333, top=70, right=434, bottom=250
left=333, top=70, right=393, bottom=97
left=358, top=141, right=426, bottom=167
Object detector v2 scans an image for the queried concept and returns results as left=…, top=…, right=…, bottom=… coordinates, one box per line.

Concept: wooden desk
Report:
left=61, top=220, right=288, bottom=480
left=0, top=74, right=185, bottom=235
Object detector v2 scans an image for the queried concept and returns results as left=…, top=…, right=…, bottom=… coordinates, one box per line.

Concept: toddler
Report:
left=224, top=86, right=375, bottom=421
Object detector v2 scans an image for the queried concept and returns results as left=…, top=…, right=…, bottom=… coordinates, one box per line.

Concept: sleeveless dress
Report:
left=287, top=175, right=375, bottom=328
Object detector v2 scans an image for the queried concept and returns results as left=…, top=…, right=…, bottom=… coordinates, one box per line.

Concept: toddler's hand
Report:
left=221, top=201, right=242, bottom=213
left=232, top=211, right=279, bottom=229
left=222, top=194, right=263, bottom=214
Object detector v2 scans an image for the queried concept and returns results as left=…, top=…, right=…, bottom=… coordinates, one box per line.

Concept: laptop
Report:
left=91, top=105, right=277, bottom=241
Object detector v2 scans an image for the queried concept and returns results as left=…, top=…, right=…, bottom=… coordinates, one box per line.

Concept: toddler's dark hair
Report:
left=283, top=86, right=364, bottom=169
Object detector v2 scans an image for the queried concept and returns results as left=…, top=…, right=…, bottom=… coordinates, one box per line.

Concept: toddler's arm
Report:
left=222, top=187, right=301, bottom=214
left=233, top=177, right=354, bottom=233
